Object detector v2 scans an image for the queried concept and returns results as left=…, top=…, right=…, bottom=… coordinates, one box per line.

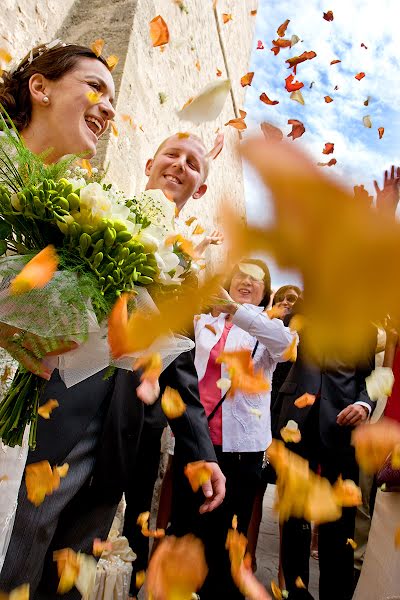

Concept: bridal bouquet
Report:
left=0, top=116, right=195, bottom=448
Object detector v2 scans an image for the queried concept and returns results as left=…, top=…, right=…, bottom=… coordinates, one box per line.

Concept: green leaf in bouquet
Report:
left=0, top=240, right=7, bottom=255
left=0, top=219, right=12, bottom=239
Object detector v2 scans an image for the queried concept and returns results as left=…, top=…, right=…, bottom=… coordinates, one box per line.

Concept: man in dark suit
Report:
left=275, top=327, right=376, bottom=600
left=0, top=132, right=226, bottom=599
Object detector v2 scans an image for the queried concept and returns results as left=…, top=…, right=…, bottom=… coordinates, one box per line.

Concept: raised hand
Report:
left=374, top=165, right=400, bottom=217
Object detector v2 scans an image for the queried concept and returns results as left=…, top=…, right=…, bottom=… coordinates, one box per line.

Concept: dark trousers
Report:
left=281, top=402, right=359, bottom=600
left=171, top=447, right=263, bottom=600
left=122, top=424, right=164, bottom=594
left=0, top=411, right=119, bottom=599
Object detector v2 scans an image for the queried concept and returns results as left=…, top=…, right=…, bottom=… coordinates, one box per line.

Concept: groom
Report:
left=0, top=132, right=225, bottom=599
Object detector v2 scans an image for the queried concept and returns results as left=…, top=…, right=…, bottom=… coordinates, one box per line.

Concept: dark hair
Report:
left=0, top=42, right=109, bottom=131
left=272, top=284, right=302, bottom=306
left=225, top=258, right=272, bottom=307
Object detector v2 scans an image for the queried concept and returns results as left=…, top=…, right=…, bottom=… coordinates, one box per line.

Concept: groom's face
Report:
left=145, top=135, right=208, bottom=210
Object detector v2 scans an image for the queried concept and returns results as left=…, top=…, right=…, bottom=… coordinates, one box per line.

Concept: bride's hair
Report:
left=0, top=42, right=109, bottom=131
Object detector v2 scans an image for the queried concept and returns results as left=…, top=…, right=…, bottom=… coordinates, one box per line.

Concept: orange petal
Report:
left=161, top=386, right=187, bottom=419
left=195, top=60, right=201, bottom=71
left=378, top=127, right=384, bottom=139
left=232, top=514, right=238, bottom=529
left=106, top=55, right=119, bottom=71
left=250, top=10, right=258, bottom=16
left=271, top=580, right=283, bottom=599
left=110, top=121, right=119, bottom=136
left=108, top=293, right=131, bottom=359
left=277, top=19, right=290, bottom=37
left=260, top=122, right=283, bottom=142
left=355, top=72, right=365, bottom=81
left=133, top=352, right=162, bottom=383
left=333, top=476, right=362, bottom=507
left=217, top=349, right=270, bottom=397
left=352, top=418, right=400, bottom=474
left=10, top=246, right=58, bottom=295
left=90, top=39, right=104, bottom=57
left=330, top=59, right=341, bottom=65
left=282, top=336, right=298, bottom=361
left=184, top=460, right=212, bottom=491
left=216, top=68, right=222, bottom=77
left=56, top=463, right=69, bottom=478
left=294, top=393, right=316, bottom=409
left=92, top=538, right=112, bottom=557
left=317, top=158, right=337, bottom=167
left=146, top=535, right=207, bottom=599
left=25, top=460, right=61, bottom=507
left=193, top=224, right=205, bottom=235
left=287, top=119, right=305, bottom=140
left=260, top=92, right=279, bottom=106
left=347, top=538, right=357, bottom=549
left=222, top=13, right=232, bottom=24
left=241, top=72, right=254, bottom=87
left=86, top=90, right=102, bottom=104
left=136, top=570, right=146, bottom=588
left=280, top=420, right=301, bottom=443
left=0, top=584, right=30, bottom=599
left=53, top=548, right=80, bottom=594
left=322, top=142, right=334, bottom=154
left=205, top=324, right=217, bottom=334
left=38, top=398, right=59, bottom=419
left=295, top=576, right=306, bottom=588
left=225, top=113, right=247, bottom=130
left=323, top=10, right=334, bottom=21
left=324, top=95, right=333, bottom=103
left=149, top=15, right=170, bottom=47
left=285, top=74, right=304, bottom=92
left=285, top=51, right=317, bottom=71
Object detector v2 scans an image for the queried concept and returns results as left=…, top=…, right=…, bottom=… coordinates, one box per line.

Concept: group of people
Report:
left=0, top=40, right=399, bottom=600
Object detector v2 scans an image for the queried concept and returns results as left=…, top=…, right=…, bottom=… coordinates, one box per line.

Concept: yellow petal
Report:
left=184, top=461, right=212, bottom=492
left=0, top=584, right=30, bottom=600
left=136, top=570, right=146, bottom=588
left=290, top=90, right=305, bottom=105
left=86, top=90, right=102, bottom=104
left=106, top=55, right=119, bottom=71
left=38, top=399, right=59, bottom=419
left=10, top=246, right=58, bottom=295
left=295, top=576, right=306, bottom=588
left=193, top=224, right=205, bottom=235
left=56, top=463, right=69, bottom=478
left=347, top=538, right=357, bottom=549
left=90, top=39, right=104, bottom=57
left=280, top=420, right=301, bottom=443
left=161, top=386, right=187, bottom=419
left=0, top=48, right=12, bottom=64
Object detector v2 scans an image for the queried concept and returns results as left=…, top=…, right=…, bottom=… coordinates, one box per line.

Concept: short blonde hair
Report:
left=153, top=132, right=210, bottom=183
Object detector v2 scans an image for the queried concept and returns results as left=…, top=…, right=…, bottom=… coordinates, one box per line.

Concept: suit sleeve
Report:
left=159, top=348, right=217, bottom=464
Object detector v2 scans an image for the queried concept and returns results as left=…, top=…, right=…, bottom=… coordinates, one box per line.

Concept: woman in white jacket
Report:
left=194, top=259, right=297, bottom=600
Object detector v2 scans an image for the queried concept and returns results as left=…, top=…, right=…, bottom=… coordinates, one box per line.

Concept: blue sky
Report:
left=243, top=0, right=399, bottom=288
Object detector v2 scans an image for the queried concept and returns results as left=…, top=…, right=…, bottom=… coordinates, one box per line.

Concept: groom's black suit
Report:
left=275, top=330, right=376, bottom=600
left=1, top=350, right=216, bottom=598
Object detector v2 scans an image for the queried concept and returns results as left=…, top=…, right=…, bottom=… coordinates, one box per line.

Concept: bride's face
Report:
left=32, top=57, right=116, bottom=160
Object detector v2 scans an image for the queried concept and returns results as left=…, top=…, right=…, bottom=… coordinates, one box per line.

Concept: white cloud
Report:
left=243, top=0, right=399, bottom=286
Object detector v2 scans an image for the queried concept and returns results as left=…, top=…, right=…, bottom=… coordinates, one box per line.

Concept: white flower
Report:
left=79, top=182, right=112, bottom=220
left=67, top=177, right=86, bottom=191
left=157, top=264, right=186, bottom=286
left=365, top=367, right=394, bottom=401
left=138, top=226, right=162, bottom=252
left=140, top=189, right=176, bottom=231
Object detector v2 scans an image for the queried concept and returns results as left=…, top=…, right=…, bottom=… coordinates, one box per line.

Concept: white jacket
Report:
left=194, top=304, right=297, bottom=452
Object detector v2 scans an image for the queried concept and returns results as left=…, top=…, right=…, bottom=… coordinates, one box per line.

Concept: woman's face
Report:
left=30, top=57, right=115, bottom=161
left=229, top=267, right=266, bottom=306
left=273, top=288, right=299, bottom=314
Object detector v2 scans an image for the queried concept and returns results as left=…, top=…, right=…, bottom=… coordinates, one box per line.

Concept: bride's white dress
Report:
left=0, top=353, right=28, bottom=574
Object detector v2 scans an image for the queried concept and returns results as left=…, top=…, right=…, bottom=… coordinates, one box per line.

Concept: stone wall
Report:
left=1, top=0, right=258, bottom=267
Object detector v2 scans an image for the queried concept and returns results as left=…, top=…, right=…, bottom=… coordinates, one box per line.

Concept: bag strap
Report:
left=207, top=340, right=259, bottom=422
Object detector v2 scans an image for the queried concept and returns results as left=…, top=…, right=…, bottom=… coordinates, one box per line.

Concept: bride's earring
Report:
left=42, top=96, right=50, bottom=104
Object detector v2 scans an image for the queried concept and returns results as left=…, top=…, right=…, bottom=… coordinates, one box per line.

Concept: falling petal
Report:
left=280, top=420, right=301, bottom=443
left=207, top=132, right=225, bottom=160
left=352, top=419, right=400, bottom=474
left=330, top=59, right=341, bottom=65
left=322, top=142, right=334, bottom=154
left=355, top=72, right=365, bottom=81
left=177, top=79, right=231, bottom=124
left=79, top=158, right=93, bottom=176
left=324, top=95, right=333, bottom=103
left=0, top=49, right=12, bottom=64
left=295, top=577, right=306, bottom=589
left=161, top=386, right=187, bottom=418
left=347, top=538, right=357, bottom=549
left=277, top=19, right=290, bottom=37
left=257, top=40, right=264, bottom=50
left=241, top=72, right=254, bottom=87
left=134, top=353, right=162, bottom=383
left=333, top=477, right=362, bottom=506
left=106, top=55, right=119, bottom=71
left=287, top=119, right=305, bottom=140
left=53, top=548, right=80, bottom=594
left=185, top=216, right=197, bottom=226
left=149, top=15, right=170, bottom=47
left=136, top=571, right=146, bottom=588
left=290, top=34, right=300, bottom=47
left=216, top=377, right=232, bottom=391
left=378, top=127, right=384, bottom=139
left=317, top=158, right=337, bottom=167
left=90, top=39, right=104, bottom=57
left=249, top=408, right=262, bottom=418
left=361, top=42, right=368, bottom=49
left=250, top=9, right=257, bottom=16
left=10, top=246, right=58, bottom=295
left=365, top=366, right=394, bottom=400
left=38, top=399, right=59, bottom=419
left=294, top=393, right=316, bottom=408
left=216, top=68, right=222, bottom=76
left=204, top=324, right=216, bottom=336
left=260, top=122, right=283, bottom=142
left=260, top=92, right=279, bottom=106
left=363, top=115, right=372, bottom=128
left=286, top=51, right=316, bottom=71
left=217, top=349, right=271, bottom=397
left=290, top=90, right=305, bottom=105
left=271, top=580, right=283, bottom=599
left=225, top=109, right=247, bottom=130
left=86, top=90, right=102, bottom=104
left=146, top=535, right=208, bottom=599
left=110, top=121, right=118, bottom=136
left=92, top=538, right=112, bottom=557
left=323, top=10, right=334, bottom=21
left=222, top=13, right=232, bottom=24
left=285, top=74, right=304, bottom=92
left=184, top=461, right=212, bottom=491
